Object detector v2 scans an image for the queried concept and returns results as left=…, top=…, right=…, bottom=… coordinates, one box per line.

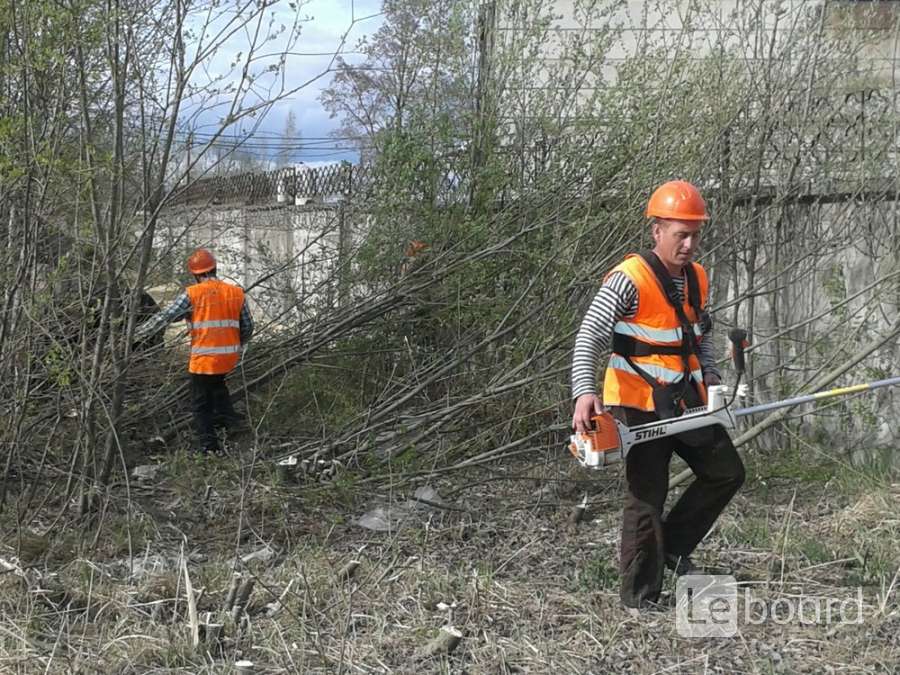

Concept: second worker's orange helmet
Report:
left=187, top=248, right=216, bottom=275
left=645, top=180, right=708, bottom=221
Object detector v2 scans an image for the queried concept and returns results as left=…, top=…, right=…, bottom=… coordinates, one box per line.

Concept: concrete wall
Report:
left=493, top=0, right=898, bottom=120
left=706, top=197, right=900, bottom=464
left=155, top=203, right=350, bottom=328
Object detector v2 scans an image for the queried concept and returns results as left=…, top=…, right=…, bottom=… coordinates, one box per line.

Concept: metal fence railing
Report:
left=169, top=162, right=373, bottom=206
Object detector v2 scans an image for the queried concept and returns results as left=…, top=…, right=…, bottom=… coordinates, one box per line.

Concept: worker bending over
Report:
left=135, top=249, right=253, bottom=456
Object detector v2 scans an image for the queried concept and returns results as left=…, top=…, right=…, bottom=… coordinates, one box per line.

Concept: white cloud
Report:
left=183, top=0, right=383, bottom=163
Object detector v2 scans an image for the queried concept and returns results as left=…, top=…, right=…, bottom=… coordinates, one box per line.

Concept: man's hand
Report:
left=572, top=393, right=605, bottom=433
left=703, top=372, right=721, bottom=386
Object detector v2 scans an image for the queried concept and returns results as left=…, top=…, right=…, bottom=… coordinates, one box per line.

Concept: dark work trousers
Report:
left=610, top=405, right=745, bottom=608
left=190, top=373, right=237, bottom=453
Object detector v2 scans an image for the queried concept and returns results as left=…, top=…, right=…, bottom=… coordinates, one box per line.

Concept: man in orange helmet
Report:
left=135, top=249, right=254, bottom=456
left=571, top=180, right=744, bottom=610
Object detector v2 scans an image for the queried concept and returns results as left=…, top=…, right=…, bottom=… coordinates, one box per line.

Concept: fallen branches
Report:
left=670, top=315, right=900, bottom=489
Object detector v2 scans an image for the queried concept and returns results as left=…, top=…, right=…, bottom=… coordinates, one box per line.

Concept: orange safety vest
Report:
left=602, top=254, right=708, bottom=412
left=185, top=279, right=245, bottom=375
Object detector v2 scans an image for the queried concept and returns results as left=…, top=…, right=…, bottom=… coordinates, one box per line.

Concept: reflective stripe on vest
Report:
left=602, top=254, right=709, bottom=412
left=607, top=355, right=703, bottom=385
left=613, top=321, right=703, bottom=344
left=185, top=279, right=245, bottom=375
left=191, top=319, right=240, bottom=330
left=191, top=345, right=242, bottom=355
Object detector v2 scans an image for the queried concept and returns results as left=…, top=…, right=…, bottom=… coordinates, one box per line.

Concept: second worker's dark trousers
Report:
left=610, top=405, right=745, bottom=608
left=191, top=373, right=237, bottom=454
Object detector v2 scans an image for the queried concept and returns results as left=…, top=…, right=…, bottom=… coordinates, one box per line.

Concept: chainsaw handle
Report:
left=728, top=328, right=748, bottom=375
left=570, top=411, right=622, bottom=462
left=590, top=412, right=610, bottom=430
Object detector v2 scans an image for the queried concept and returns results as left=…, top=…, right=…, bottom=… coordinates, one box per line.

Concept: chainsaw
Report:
left=569, top=329, right=900, bottom=469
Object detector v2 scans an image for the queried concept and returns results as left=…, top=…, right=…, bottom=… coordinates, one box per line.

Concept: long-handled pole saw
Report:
left=570, top=329, right=900, bottom=469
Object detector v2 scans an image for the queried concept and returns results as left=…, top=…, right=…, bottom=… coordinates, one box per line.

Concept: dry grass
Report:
left=1, top=445, right=898, bottom=674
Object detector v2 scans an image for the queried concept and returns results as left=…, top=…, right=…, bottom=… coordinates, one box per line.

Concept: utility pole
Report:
left=185, top=131, right=193, bottom=187
left=468, top=1, right=496, bottom=213
left=338, top=161, right=352, bottom=307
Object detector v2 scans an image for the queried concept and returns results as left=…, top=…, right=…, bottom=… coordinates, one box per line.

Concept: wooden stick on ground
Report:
left=417, top=625, right=463, bottom=659
left=568, top=493, right=588, bottom=530
left=337, top=559, right=360, bottom=582
left=230, top=578, right=256, bottom=624
left=224, top=573, right=241, bottom=610
left=181, top=555, right=200, bottom=649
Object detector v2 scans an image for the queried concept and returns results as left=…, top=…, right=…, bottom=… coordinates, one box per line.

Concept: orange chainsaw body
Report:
left=568, top=412, right=623, bottom=468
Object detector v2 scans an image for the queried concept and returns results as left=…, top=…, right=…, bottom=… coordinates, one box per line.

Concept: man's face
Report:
left=652, top=218, right=702, bottom=271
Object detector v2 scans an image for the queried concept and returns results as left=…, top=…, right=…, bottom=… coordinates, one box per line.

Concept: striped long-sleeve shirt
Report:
left=571, top=270, right=720, bottom=400
left=134, top=289, right=254, bottom=345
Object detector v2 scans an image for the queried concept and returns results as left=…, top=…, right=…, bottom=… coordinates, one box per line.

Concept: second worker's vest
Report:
left=185, top=278, right=245, bottom=375
left=602, top=253, right=709, bottom=412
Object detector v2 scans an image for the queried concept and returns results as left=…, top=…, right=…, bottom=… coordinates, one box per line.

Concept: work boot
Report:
left=665, top=553, right=701, bottom=576
left=623, top=597, right=671, bottom=616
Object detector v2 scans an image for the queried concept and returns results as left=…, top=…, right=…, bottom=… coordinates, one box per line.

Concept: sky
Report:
left=185, top=0, right=384, bottom=167
left=267, top=0, right=384, bottom=164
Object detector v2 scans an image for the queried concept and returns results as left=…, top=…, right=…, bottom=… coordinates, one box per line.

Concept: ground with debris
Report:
left=2, top=442, right=899, bottom=674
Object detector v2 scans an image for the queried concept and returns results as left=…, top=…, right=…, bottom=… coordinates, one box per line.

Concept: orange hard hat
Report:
left=645, top=180, right=708, bottom=221
left=187, top=248, right=216, bottom=275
